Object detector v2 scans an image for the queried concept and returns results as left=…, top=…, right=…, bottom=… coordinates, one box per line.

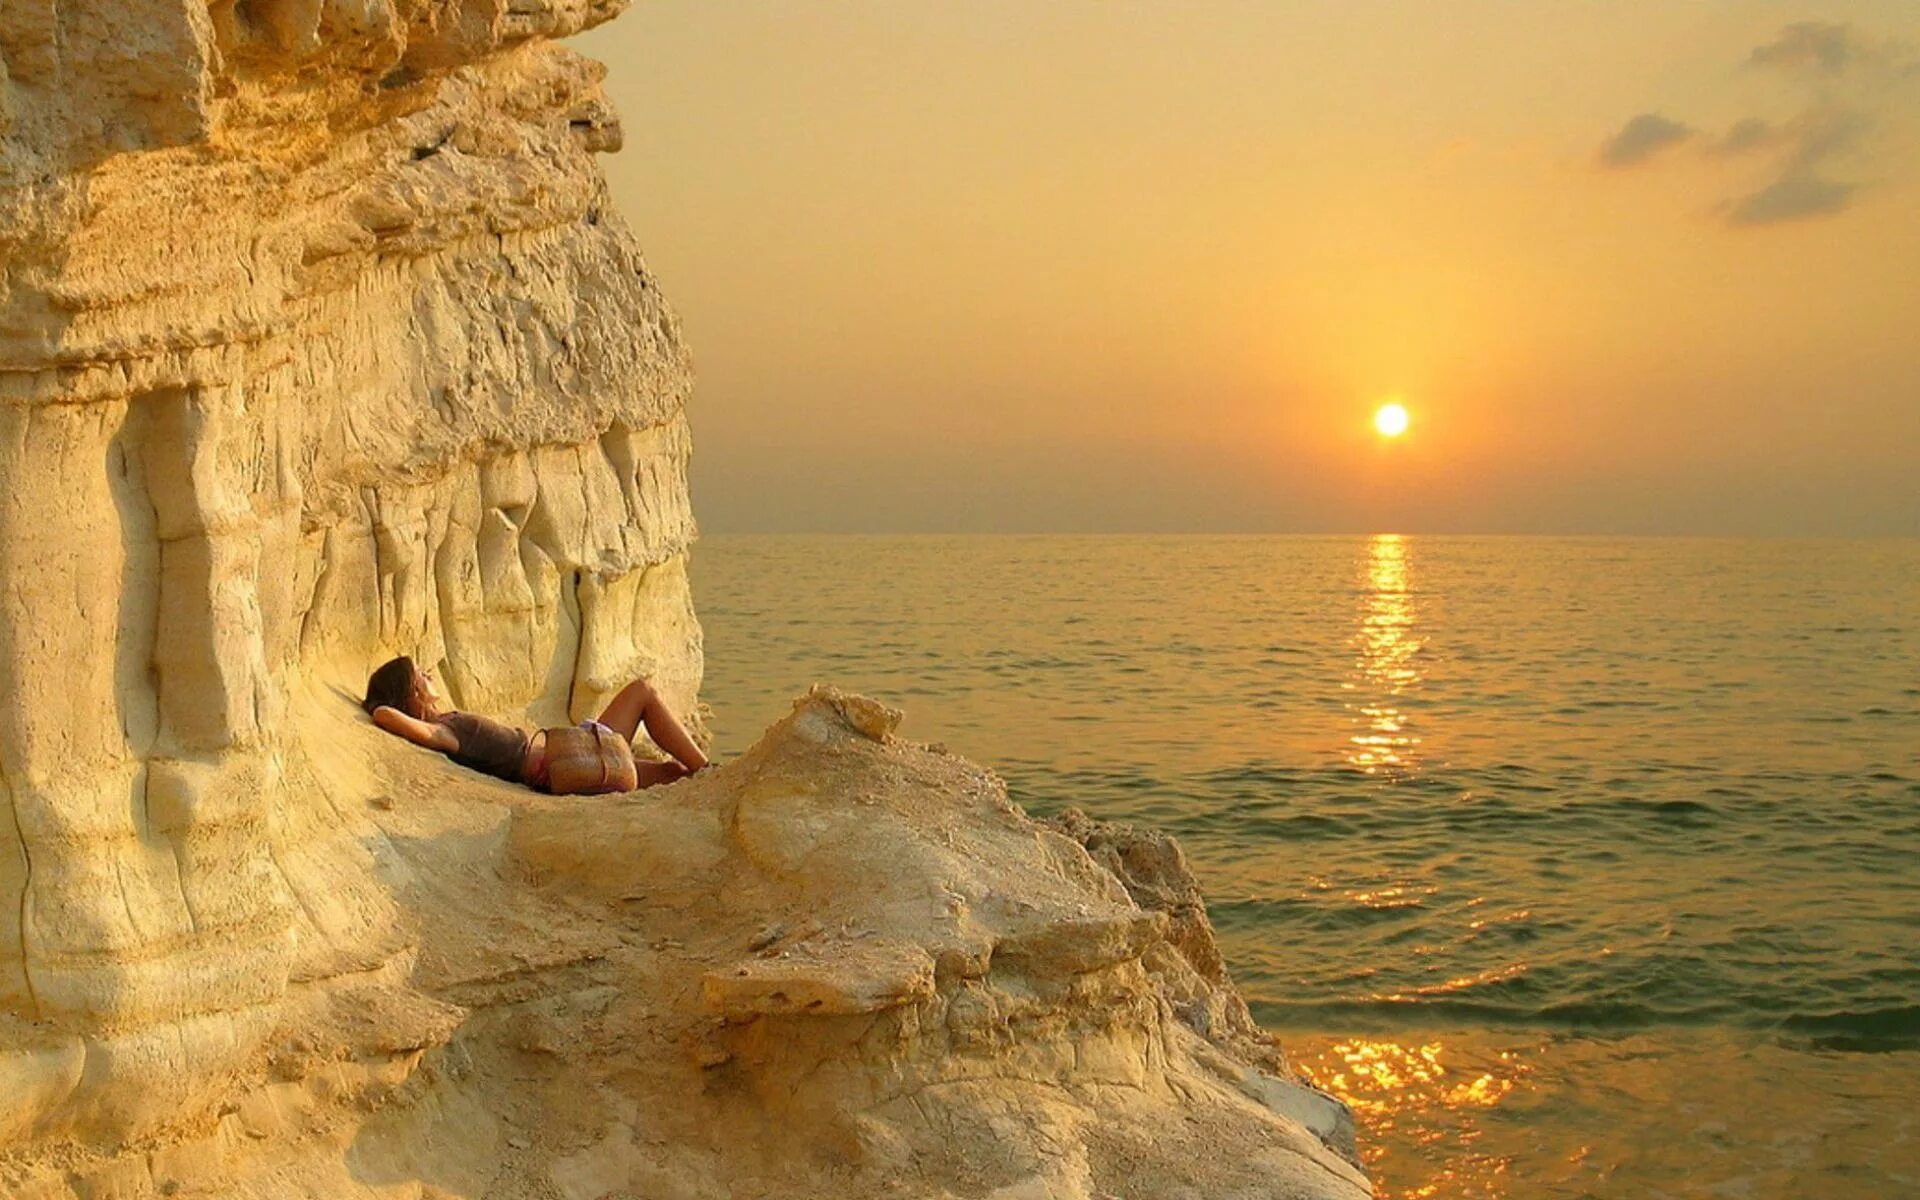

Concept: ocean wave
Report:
left=1213, top=895, right=1428, bottom=933
left=1252, top=995, right=1920, bottom=1048
left=1780, top=1004, right=1920, bottom=1050
left=1249, top=996, right=1732, bottom=1032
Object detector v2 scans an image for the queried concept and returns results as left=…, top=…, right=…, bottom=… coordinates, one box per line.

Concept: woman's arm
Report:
left=371, top=706, right=459, bottom=753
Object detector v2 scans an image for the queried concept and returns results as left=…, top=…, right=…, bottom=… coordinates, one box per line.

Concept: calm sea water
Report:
left=692, top=535, right=1920, bottom=1200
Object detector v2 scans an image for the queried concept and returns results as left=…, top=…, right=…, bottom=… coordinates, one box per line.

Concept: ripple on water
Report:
left=1781, top=1003, right=1920, bottom=1052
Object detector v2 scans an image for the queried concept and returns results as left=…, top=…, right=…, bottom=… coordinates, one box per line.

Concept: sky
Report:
left=575, top=2, right=1920, bottom=535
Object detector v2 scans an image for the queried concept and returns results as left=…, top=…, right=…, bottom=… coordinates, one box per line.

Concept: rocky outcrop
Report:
left=1, top=0, right=695, bottom=1161
left=1049, top=809, right=1359, bottom=1162
left=0, top=5, right=1367, bottom=1197
left=2, top=686, right=1368, bottom=1198
left=516, top=689, right=1366, bottom=1195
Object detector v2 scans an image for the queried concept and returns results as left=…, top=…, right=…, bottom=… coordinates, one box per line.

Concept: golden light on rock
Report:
left=1374, top=402, right=1411, bottom=438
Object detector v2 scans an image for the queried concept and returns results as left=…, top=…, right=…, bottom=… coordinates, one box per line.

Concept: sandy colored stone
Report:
left=1, top=0, right=696, bottom=1152
left=704, top=939, right=937, bottom=1018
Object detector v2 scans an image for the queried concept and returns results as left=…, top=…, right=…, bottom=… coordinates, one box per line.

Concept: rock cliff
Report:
left=0, top=4, right=1366, bottom=1197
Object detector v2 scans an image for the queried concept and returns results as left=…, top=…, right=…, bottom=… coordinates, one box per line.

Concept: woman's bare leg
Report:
left=633, top=761, right=692, bottom=789
left=597, top=678, right=709, bottom=771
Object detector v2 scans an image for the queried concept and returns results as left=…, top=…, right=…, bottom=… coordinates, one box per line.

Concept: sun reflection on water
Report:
left=1291, top=1037, right=1530, bottom=1200
left=1347, top=534, right=1425, bottom=775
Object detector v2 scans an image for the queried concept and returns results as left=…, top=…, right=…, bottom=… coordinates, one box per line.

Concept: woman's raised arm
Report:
left=371, top=705, right=459, bottom=753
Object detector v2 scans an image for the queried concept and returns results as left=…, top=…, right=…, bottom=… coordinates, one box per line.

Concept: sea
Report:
left=691, top=534, right=1920, bottom=1200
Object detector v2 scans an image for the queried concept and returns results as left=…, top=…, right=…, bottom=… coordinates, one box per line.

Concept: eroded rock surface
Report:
left=0, top=5, right=1367, bottom=1197
left=2, top=0, right=695, bottom=1165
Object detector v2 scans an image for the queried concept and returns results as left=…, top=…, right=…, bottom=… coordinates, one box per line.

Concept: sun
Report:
left=1373, top=402, right=1410, bottom=438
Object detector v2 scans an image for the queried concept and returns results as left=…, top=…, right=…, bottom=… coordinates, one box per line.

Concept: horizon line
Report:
left=696, top=529, right=1920, bottom=540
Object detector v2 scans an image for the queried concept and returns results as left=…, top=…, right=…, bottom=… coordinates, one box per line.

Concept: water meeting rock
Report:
left=0, top=4, right=1367, bottom=1196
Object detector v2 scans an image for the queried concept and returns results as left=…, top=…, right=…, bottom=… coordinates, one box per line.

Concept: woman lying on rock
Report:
left=363, top=656, right=708, bottom=793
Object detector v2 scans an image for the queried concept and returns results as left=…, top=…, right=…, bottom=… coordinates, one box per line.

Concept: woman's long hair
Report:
left=364, top=656, right=426, bottom=718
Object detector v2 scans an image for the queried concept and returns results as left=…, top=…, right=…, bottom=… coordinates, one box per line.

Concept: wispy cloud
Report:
left=1720, top=106, right=1870, bottom=226
left=1727, top=175, right=1855, bottom=225
left=1601, top=21, right=1918, bottom=228
left=1714, top=116, right=1777, bottom=155
left=1749, top=22, right=1856, bottom=74
left=1599, top=113, right=1694, bottom=168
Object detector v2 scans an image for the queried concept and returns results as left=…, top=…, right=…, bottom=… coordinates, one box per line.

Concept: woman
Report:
left=363, top=655, right=708, bottom=792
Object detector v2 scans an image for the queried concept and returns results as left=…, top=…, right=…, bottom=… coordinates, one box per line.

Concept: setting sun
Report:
left=1374, top=402, right=1410, bottom=438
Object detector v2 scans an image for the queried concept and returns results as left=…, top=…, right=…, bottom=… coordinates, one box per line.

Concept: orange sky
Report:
left=577, top=2, right=1919, bottom=534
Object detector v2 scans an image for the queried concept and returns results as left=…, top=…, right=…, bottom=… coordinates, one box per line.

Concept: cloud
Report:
left=1780, top=107, right=1868, bottom=172
left=1601, top=21, right=1919, bottom=228
left=1599, top=113, right=1694, bottom=167
left=1727, top=174, right=1856, bottom=225
left=1709, top=107, right=1870, bottom=224
left=1749, top=22, right=1855, bottom=74
left=1714, top=116, right=1778, bottom=155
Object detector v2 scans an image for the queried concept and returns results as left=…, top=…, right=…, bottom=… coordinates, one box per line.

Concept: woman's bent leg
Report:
left=598, top=678, right=710, bottom=771
left=633, top=761, right=692, bottom=789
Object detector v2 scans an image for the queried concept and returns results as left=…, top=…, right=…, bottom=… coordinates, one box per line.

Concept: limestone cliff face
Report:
left=0, top=7, right=1367, bottom=1199
left=1, top=0, right=697, bottom=1154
